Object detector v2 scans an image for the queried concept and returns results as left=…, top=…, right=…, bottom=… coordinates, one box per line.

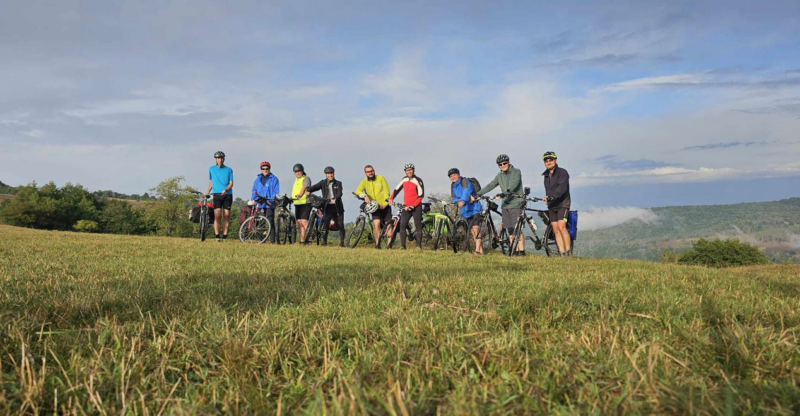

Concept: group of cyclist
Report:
left=206, top=150, right=573, bottom=256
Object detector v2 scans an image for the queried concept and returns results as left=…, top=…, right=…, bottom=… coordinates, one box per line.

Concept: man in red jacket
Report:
left=389, top=163, right=424, bottom=249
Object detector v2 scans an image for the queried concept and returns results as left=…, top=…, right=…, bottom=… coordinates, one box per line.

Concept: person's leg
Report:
left=562, top=218, right=572, bottom=252
left=472, top=224, right=482, bottom=254
left=214, top=208, right=222, bottom=236
left=265, top=208, right=276, bottom=242
left=223, top=209, right=231, bottom=237
left=372, top=218, right=382, bottom=245
left=412, top=206, right=422, bottom=247
left=336, top=215, right=346, bottom=246
left=399, top=209, right=412, bottom=248
left=320, top=206, right=334, bottom=246
left=553, top=220, right=568, bottom=254
left=298, top=219, right=307, bottom=242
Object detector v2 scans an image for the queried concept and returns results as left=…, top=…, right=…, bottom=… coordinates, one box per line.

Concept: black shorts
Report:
left=371, top=206, right=392, bottom=224
left=295, top=204, right=311, bottom=221
left=465, top=214, right=482, bottom=228
left=548, top=206, right=569, bottom=224
left=212, top=193, right=233, bottom=210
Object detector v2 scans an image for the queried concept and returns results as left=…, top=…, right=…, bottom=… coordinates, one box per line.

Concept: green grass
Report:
left=1, top=225, right=799, bottom=415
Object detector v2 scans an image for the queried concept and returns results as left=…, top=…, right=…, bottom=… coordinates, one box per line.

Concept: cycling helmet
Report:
left=364, top=201, right=379, bottom=214
left=496, top=154, right=509, bottom=164
left=404, top=163, right=415, bottom=170
left=260, top=161, right=271, bottom=168
left=542, top=151, right=557, bottom=161
left=447, top=168, right=460, bottom=177
left=324, top=166, right=335, bottom=174
left=293, top=163, right=305, bottom=172
left=214, top=151, right=226, bottom=158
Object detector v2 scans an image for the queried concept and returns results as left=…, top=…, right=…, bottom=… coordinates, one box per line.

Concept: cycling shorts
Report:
left=465, top=214, right=482, bottom=229
left=548, top=206, right=569, bottom=224
left=371, top=206, right=392, bottom=224
left=295, top=204, right=311, bottom=221
left=212, top=193, right=233, bottom=210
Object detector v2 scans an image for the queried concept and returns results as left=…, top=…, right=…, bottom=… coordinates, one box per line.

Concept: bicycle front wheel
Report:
left=199, top=208, right=209, bottom=242
left=478, top=217, right=495, bottom=252
left=239, top=215, right=271, bottom=244
left=347, top=215, right=367, bottom=248
left=543, top=225, right=557, bottom=257
left=508, top=219, right=525, bottom=256
left=453, top=220, right=474, bottom=254
left=420, top=218, right=436, bottom=250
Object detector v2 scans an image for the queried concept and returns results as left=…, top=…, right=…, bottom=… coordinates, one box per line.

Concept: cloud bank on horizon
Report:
left=1, top=0, right=799, bottom=207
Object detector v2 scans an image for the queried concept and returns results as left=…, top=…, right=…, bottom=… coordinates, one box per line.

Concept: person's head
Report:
left=293, top=163, right=305, bottom=178
left=496, top=154, right=510, bottom=172
left=214, top=151, right=226, bottom=167
left=447, top=168, right=461, bottom=183
left=364, top=165, right=376, bottom=180
left=403, top=163, right=415, bottom=178
left=542, top=151, right=557, bottom=170
left=260, top=161, right=271, bottom=175
left=324, top=166, right=335, bottom=180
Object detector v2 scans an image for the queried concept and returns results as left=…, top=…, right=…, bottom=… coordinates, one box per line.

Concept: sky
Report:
left=1, top=0, right=799, bottom=214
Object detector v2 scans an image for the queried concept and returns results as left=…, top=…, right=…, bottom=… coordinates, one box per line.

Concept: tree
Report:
left=73, top=220, right=100, bottom=233
left=144, top=177, right=195, bottom=237
left=678, top=238, right=770, bottom=268
left=100, top=199, right=150, bottom=235
left=0, top=181, right=102, bottom=230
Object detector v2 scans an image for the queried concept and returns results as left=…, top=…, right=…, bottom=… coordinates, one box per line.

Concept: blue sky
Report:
left=1, top=0, right=799, bottom=211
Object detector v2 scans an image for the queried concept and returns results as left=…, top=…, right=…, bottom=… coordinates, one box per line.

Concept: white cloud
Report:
left=285, top=85, right=337, bottom=100
left=598, top=73, right=708, bottom=92
left=22, top=129, right=44, bottom=138
left=579, top=207, right=659, bottom=231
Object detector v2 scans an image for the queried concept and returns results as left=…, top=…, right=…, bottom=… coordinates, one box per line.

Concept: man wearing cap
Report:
left=542, top=151, right=572, bottom=256
left=251, top=161, right=280, bottom=243
left=307, top=166, right=346, bottom=246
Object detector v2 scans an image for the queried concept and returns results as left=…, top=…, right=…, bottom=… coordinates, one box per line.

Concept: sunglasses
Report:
left=365, top=170, right=375, bottom=174
left=498, top=162, right=509, bottom=167
left=261, top=167, right=270, bottom=170
left=543, top=158, right=555, bottom=162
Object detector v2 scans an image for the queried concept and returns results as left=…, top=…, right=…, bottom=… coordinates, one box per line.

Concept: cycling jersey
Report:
left=293, top=175, right=311, bottom=205
left=542, top=164, right=570, bottom=209
left=209, top=165, right=234, bottom=194
left=390, top=176, right=424, bottom=207
left=355, top=175, right=391, bottom=205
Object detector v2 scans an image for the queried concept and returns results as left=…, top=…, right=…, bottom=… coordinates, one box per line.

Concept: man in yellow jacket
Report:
left=355, top=165, right=392, bottom=249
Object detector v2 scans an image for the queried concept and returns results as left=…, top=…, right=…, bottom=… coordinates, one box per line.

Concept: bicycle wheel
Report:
left=432, top=218, right=446, bottom=251
left=286, top=216, right=297, bottom=244
left=199, top=207, right=208, bottom=242
left=497, top=228, right=509, bottom=255
left=508, top=219, right=525, bottom=256
left=379, top=219, right=396, bottom=249
left=453, top=220, right=474, bottom=254
left=420, top=218, right=436, bottom=250
left=478, top=217, right=494, bottom=252
left=543, top=225, right=557, bottom=257
left=347, top=215, right=367, bottom=248
left=239, top=215, right=270, bottom=244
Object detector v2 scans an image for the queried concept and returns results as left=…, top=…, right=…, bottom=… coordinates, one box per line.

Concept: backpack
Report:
left=450, top=177, right=481, bottom=199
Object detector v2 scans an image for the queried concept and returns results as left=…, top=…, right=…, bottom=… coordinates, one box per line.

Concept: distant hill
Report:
left=0, top=180, right=17, bottom=194
left=577, top=197, right=800, bottom=263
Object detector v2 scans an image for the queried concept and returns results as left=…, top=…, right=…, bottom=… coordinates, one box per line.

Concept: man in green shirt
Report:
left=355, top=165, right=392, bottom=248
left=472, top=154, right=526, bottom=254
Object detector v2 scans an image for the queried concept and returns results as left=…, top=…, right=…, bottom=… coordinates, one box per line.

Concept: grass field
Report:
left=1, top=225, right=799, bottom=415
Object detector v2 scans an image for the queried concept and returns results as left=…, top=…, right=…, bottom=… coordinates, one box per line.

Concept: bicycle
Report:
left=346, top=193, right=376, bottom=248
left=426, top=196, right=474, bottom=253
left=273, top=194, right=297, bottom=244
left=303, top=194, right=338, bottom=245
left=238, top=194, right=273, bottom=244
left=190, top=191, right=213, bottom=242
left=501, top=187, right=568, bottom=257
left=473, top=195, right=510, bottom=254
left=527, top=206, right=577, bottom=257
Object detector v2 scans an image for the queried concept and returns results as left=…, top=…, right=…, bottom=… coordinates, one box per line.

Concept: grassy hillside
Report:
left=1, top=225, right=799, bottom=414
left=578, top=197, right=800, bottom=262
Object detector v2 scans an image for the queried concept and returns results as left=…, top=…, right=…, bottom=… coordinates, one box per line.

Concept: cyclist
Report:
left=449, top=168, right=484, bottom=255
left=355, top=165, right=392, bottom=249
left=389, top=163, right=424, bottom=249
left=307, top=166, right=346, bottom=246
left=205, top=151, right=234, bottom=242
left=471, top=154, right=526, bottom=255
left=542, top=151, right=572, bottom=256
left=250, top=161, right=279, bottom=243
left=292, top=163, right=312, bottom=243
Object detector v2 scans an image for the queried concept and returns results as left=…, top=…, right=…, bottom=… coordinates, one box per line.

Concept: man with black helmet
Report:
left=471, top=154, right=526, bottom=254
left=205, top=151, right=234, bottom=242
left=307, top=166, right=346, bottom=246
left=542, top=151, right=572, bottom=256
left=449, top=168, right=484, bottom=254
left=292, top=163, right=312, bottom=242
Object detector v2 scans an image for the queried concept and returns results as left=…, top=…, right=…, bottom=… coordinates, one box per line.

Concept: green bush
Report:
left=73, top=220, right=100, bottom=233
left=678, top=238, right=769, bottom=268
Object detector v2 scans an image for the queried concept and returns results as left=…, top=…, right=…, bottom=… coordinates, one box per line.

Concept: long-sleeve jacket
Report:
left=389, top=176, right=424, bottom=208
left=308, top=178, right=345, bottom=213
left=542, top=164, right=570, bottom=209
left=451, top=177, right=482, bottom=219
left=251, top=173, right=279, bottom=209
left=355, top=175, right=391, bottom=206
left=475, top=165, right=524, bottom=209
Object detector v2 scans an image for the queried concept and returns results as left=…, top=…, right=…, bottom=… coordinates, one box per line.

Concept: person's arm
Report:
left=378, top=176, right=390, bottom=206
left=389, top=179, right=403, bottom=203
left=222, top=169, right=233, bottom=195
left=475, top=175, right=498, bottom=197
left=273, top=177, right=280, bottom=199
left=251, top=178, right=259, bottom=200
left=549, top=170, right=570, bottom=200
left=355, top=179, right=367, bottom=198
left=507, top=168, right=522, bottom=194
left=307, top=180, right=322, bottom=193
left=206, top=181, right=213, bottom=196
left=458, top=181, right=473, bottom=207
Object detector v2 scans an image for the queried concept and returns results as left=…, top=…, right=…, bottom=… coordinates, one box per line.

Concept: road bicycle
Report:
left=190, top=191, right=213, bottom=242
left=273, top=194, right=297, bottom=244
left=473, top=195, right=510, bottom=254
left=238, top=194, right=273, bottom=244
left=426, top=197, right=474, bottom=253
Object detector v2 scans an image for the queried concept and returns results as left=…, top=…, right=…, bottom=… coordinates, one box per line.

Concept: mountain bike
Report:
left=303, top=194, right=338, bottom=245
left=527, top=206, right=577, bottom=257
left=501, top=187, right=567, bottom=257
left=347, top=193, right=376, bottom=248
left=273, top=194, right=297, bottom=244
left=426, top=197, right=473, bottom=253
left=474, top=195, right=509, bottom=254
left=190, top=191, right=213, bottom=242
left=238, top=195, right=273, bottom=244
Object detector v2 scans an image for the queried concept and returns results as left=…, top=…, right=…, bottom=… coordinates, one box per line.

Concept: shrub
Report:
left=660, top=249, right=680, bottom=264
left=73, top=220, right=100, bottom=233
left=678, top=238, right=769, bottom=268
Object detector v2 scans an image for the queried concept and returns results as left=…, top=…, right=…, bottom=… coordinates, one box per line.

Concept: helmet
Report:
left=260, top=161, right=271, bottom=168
left=403, top=163, right=415, bottom=170
left=496, top=154, right=509, bottom=164
left=324, top=166, right=335, bottom=174
left=214, top=151, right=226, bottom=158
left=293, top=163, right=305, bottom=173
left=447, top=168, right=460, bottom=177
left=364, top=201, right=379, bottom=214
left=542, top=151, right=557, bottom=160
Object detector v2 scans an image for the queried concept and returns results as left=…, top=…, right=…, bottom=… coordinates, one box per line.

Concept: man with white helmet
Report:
left=355, top=165, right=393, bottom=249
left=389, top=163, right=425, bottom=249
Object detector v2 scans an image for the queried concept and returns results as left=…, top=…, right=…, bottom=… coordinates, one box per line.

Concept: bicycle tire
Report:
left=508, top=218, right=525, bottom=256
left=453, top=219, right=474, bottom=254
left=348, top=215, right=367, bottom=248
left=498, top=228, right=509, bottom=255
left=543, top=225, right=557, bottom=257
left=239, top=215, right=271, bottom=244
left=286, top=216, right=297, bottom=244
left=199, top=207, right=208, bottom=242
left=478, top=216, right=494, bottom=252
left=420, top=218, right=436, bottom=250
left=379, top=218, right=397, bottom=249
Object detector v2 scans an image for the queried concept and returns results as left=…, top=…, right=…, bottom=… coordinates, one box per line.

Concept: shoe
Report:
left=339, top=243, right=345, bottom=247
left=375, top=244, right=381, bottom=249
left=321, top=241, right=327, bottom=247
left=400, top=246, right=407, bottom=250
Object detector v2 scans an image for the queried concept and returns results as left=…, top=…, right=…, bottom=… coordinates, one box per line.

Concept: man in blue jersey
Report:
left=205, top=151, right=234, bottom=242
